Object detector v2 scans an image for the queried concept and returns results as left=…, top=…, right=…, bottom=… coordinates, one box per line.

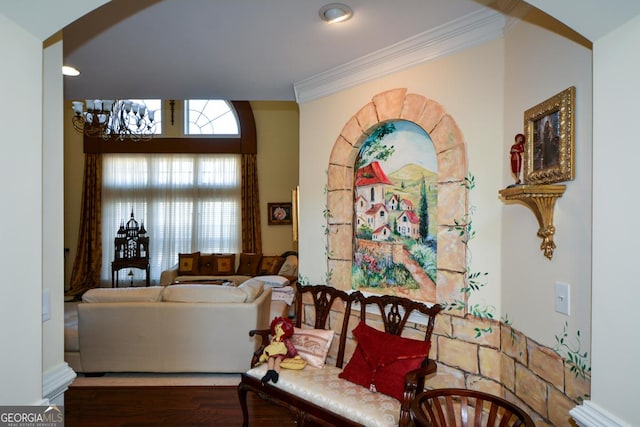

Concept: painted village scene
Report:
left=352, top=120, right=438, bottom=302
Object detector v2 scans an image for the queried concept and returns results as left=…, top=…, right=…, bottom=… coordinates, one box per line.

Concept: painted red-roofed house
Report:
left=355, top=194, right=368, bottom=214
left=355, top=161, right=392, bottom=211
left=397, top=210, right=420, bottom=239
left=387, top=193, right=400, bottom=211
left=364, top=203, right=389, bottom=231
left=372, top=224, right=392, bottom=241
left=400, top=198, right=415, bottom=211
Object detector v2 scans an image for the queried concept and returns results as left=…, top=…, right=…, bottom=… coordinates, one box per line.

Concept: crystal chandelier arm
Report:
left=71, top=98, right=156, bottom=142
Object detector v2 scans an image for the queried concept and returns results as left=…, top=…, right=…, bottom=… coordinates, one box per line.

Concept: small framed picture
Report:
left=523, top=86, right=575, bottom=185
left=268, top=202, right=293, bottom=225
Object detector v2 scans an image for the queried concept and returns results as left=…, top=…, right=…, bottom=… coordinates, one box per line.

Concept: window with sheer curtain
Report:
left=102, top=153, right=241, bottom=285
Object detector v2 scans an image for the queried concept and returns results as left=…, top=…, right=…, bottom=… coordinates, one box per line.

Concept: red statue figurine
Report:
left=510, top=133, right=525, bottom=185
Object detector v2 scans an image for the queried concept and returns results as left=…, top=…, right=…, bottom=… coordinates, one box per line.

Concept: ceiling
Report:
left=62, top=0, right=526, bottom=102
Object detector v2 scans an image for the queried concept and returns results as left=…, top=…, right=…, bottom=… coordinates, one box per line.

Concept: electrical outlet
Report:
left=555, top=282, right=570, bottom=315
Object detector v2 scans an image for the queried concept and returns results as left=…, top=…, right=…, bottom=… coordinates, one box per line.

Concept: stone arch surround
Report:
left=326, top=88, right=469, bottom=308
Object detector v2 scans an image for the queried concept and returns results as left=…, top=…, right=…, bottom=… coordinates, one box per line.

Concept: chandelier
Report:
left=71, top=99, right=156, bottom=142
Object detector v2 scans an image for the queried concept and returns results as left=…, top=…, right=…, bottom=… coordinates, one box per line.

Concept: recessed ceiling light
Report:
left=62, top=66, right=80, bottom=76
left=319, top=3, right=353, bottom=24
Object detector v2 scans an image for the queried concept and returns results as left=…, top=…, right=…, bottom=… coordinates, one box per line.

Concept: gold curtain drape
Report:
left=241, top=153, right=262, bottom=253
left=66, top=153, right=103, bottom=297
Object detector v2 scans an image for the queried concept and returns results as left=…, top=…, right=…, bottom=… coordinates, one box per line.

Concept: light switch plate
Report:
left=555, top=282, right=570, bottom=315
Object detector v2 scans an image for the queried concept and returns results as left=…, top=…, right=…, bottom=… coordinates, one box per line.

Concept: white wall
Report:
left=502, top=16, right=592, bottom=348
left=0, top=13, right=44, bottom=405
left=43, top=37, right=77, bottom=404
left=0, top=1, right=105, bottom=405
left=590, top=14, right=640, bottom=425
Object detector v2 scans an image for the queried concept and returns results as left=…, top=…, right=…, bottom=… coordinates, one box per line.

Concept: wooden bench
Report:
left=238, top=283, right=442, bottom=426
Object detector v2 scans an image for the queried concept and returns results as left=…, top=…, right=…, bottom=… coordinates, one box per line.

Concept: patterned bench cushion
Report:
left=246, top=364, right=401, bottom=426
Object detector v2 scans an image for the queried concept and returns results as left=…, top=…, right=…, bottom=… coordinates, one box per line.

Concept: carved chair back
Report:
left=411, top=388, right=535, bottom=427
left=294, top=283, right=442, bottom=369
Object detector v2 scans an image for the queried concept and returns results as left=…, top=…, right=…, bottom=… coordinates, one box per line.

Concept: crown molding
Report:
left=294, top=8, right=505, bottom=103
left=503, top=0, right=532, bottom=35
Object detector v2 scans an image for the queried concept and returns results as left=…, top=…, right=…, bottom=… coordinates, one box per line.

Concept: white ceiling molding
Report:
left=502, top=0, right=531, bottom=35
left=294, top=8, right=506, bottom=104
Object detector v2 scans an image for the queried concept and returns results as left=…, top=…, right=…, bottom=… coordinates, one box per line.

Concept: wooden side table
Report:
left=111, top=259, right=150, bottom=287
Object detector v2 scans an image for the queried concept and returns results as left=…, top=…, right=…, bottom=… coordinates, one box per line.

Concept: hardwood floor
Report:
left=64, top=385, right=298, bottom=427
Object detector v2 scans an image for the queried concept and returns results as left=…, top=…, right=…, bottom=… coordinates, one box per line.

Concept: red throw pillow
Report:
left=339, top=321, right=431, bottom=401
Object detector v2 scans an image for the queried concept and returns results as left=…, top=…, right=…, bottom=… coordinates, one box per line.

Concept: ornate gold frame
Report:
left=523, top=86, right=575, bottom=185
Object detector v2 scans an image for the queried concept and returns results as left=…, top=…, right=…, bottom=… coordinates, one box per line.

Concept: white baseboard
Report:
left=42, top=362, right=76, bottom=403
left=570, top=401, right=632, bottom=427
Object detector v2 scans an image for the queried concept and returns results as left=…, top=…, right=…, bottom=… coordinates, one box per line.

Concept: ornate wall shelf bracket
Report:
left=499, top=184, right=566, bottom=260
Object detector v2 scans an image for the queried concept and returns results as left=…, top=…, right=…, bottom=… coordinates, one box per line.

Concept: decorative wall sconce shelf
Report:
left=499, top=184, right=566, bottom=260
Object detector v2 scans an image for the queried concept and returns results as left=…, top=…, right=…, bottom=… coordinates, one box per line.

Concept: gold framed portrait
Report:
left=523, top=86, right=575, bottom=185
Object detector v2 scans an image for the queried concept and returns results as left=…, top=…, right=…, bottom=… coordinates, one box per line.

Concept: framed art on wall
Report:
left=523, top=86, right=575, bottom=185
left=268, top=202, right=293, bottom=225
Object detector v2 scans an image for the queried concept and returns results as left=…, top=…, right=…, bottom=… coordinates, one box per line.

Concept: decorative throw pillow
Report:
left=258, top=256, right=285, bottom=275
left=237, top=278, right=264, bottom=302
left=339, top=321, right=431, bottom=401
left=289, top=327, right=334, bottom=368
left=178, top=252, right=200, bottom=275
left=278, top=254, right=298, bottom=277
left=213, top=253, right=236, bottom=275
left=236, top=253, right=262, bottom=276
left=197, top=254, right=215, bottom=275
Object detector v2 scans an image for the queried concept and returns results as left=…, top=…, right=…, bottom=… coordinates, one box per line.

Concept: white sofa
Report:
left=65, top=280, right=275, bottom=374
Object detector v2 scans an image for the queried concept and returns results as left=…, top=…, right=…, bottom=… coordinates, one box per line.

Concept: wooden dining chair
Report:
left=410, top=388, right=535, bottom=427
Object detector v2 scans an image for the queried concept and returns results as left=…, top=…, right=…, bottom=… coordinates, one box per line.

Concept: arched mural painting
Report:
left=352, top=120, right=438, bottom=300
left=326, top=88, right=469, bottom=308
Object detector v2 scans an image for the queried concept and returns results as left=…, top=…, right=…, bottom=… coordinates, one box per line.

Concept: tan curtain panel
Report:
left=241, top=153, right=262, bottom=253
left=66, top=153, right=103, bottom=297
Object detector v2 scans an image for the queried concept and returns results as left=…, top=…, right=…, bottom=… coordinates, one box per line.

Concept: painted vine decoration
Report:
left=442, top=173, right=496, bottom=336
left=323, top=176, right=334, bottom=284
left=554, top=321, right=591, bottom=381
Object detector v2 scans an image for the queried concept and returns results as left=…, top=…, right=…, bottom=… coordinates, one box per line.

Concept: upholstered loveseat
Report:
left=65, top=279, right=273, bottom=374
